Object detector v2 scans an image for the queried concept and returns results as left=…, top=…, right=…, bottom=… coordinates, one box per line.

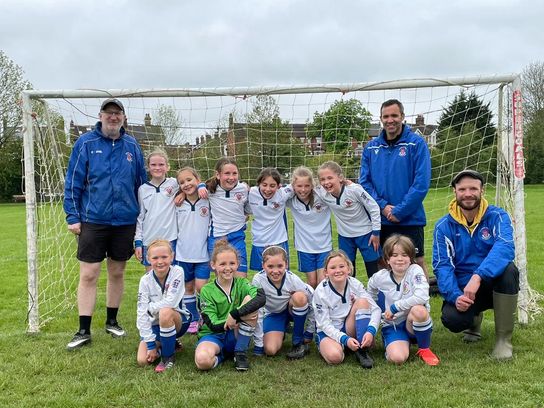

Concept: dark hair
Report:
left=256, top=167, right=281, bottom=186
left=206, top=157, right=239, bottom=193
left=382, top=234, right=416, bottom=266
left=380, top=99, right=405, bottom=116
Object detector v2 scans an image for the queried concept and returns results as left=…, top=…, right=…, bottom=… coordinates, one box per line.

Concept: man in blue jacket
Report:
left=359, top=99, right=431, bottom=277
left=64, top=98, right=147, bottom=350
left=433, top=170, right=519, bottom=360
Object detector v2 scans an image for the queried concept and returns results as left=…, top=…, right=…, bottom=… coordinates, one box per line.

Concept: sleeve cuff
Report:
left=198, top=183, right=206, bottom=189
left=366, top=326, right=377, bottom=337
left=340, top=335, right=350, bottom=346
left=390, top=303, right=399, bottom=314
left=229, top=309, right=241, bottom=322
left=146, top=341, right=156, bottom=351
left=135, top=240, right=143, bottom=248
left=372, top=230, right=380, bottom=236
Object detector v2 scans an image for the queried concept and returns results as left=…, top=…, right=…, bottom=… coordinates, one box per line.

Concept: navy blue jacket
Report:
left=64, top=122, right=147, bottom=226
left=359, top=125, right=431, bottom=226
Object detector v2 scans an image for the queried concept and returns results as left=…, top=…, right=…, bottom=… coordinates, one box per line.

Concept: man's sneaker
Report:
left=416, top=348, right=440, bottom=366
left=234, top=351, right=250, bottom=371
left=66, top=331, right=91, bottom=351
left=155, top=356, right=175, bottom=373
left=187, top=321, right=199, bottom=334
left=105, top=322, right=126, bottom=338
left=286, top=343, right=307, bottom=360
left=355, top=348, right=374, bottom=369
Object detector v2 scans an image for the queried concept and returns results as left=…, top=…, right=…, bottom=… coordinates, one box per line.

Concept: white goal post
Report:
left=21, top=75, right=532, bottom=333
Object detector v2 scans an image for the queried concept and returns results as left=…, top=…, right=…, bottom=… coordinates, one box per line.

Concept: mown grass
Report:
left=0, top=186, right=543, bottom=407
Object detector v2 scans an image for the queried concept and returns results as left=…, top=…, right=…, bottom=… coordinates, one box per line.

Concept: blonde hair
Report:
left=210, top=239, right=240, bottom=264
left=323, top=250, right=353, bottom=276
left=382, top=234, right=416, bottom=267
left=147, top=148, right=169, bottom=165
left=146, top=239, right=174, bottom=260
left=291, top=166, right=315, bottom=207
left=262, top=245, right=288, bottom=264
left=318, top=161, right=344, bottom=180
left=177, top=166, right=201, bottom=183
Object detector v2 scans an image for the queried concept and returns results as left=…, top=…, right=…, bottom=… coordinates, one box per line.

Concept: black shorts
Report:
left=380, top=225, right=425, bottom=257
left=77, top=223, right=136, bottom=263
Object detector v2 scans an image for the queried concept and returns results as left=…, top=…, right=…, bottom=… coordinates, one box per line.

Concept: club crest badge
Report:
left=235, top=192, right=244, bottom=202
left=399, top=147, right=406, bottom=157
left=480, top=227, right=491, bottom=241
left=344, top=199, right=354, bottom=207
left=272, top=202, right=280, bottom=209
left=126, top=152, right=133, bottom=162
left=200, top=207, right=209, bottom=217
left=315, top=203, right=324, bottom=212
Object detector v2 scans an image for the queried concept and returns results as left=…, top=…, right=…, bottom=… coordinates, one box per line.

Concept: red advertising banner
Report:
left=512, top=89, right=525, bottom=179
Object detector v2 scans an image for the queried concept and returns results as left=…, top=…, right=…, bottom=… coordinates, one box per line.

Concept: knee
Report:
left=158, top=308, right=176, bottom=325
left=194, top=351, right=215, bottom=371
left=494, top=263, right=519, bottom=295
left=387, top=350, right=409, bottom=365
left=264, top=344, right=280, bottom=356
left=441, top=308, right=469, bottom=333
left=137, top=356, right=149, bottom=367
left=321, top=347, right=344, bottom=365
left=353, top=298, right=370, bottom=310
left=291, top=291, right=308, bottom=308
left=409, top=305, right=430, bottom=322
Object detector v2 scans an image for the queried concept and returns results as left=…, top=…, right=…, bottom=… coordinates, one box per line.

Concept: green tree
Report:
left=0, top=51, right=32, bottom=200
left=431, top=123, right=496, bottom=187
left=306, top=99, right=372, bottom=153
left=235, top=95, right=306, bottom=182
left=523, top=109, right=544, bottom=184
left=153, top=104, right=181, bottom=145
left=437, top=91, right=496, bottom=147
left=522, top=62, right=544, bottom=184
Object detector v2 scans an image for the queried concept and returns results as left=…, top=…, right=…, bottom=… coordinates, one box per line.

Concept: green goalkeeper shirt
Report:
left=197, top=277, right=265, bottom=338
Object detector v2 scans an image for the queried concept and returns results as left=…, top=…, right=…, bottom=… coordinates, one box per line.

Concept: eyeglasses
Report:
left=101, top=110, right=124, bottom=117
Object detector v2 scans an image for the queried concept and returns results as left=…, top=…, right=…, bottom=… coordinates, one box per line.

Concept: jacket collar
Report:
left=448, top=197, right=488, bottom=233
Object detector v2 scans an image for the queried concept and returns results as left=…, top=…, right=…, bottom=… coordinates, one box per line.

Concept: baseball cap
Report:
left=100, top=98, right=125, bottom=112
left=451, top=169, right=484, bottom=187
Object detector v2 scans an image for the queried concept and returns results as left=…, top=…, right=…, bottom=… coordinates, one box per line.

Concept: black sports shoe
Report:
left=66, top=330, right=91, bottom=351
left=286, top=343, right=307, bottom=360
left=105, top=322, right=126, bottom=338
left=234, top=351, right=250, bottom=371
left=355, top=348, right=374, bottom=369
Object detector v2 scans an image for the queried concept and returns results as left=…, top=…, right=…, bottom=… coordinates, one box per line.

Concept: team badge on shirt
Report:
left=315, top=203, right=324, bottom=212
left=399, top=147, right=406, bottom=157
left=235, top=192, right=244, bottom=202
left=344, top=199, right=354, bottom=207
left=126, top=152, right=133, bottom=162
left=480, top=227, right=491, bottom=240
left=200, top=207, right=209, bottom=217
left=165, top=186, right=174, bottom=196
left=272, top=202, right=280, bottom=209
left=402, top=281, right=410, bottom=295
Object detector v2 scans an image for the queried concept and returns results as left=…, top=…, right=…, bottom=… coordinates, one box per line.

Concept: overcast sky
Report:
left=1, top=0, right=542, bottom=91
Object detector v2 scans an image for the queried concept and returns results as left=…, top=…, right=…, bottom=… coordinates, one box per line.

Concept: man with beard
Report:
left=433, top=170, right=519, bottom=360
left=64, top=98, right=147, bottom=350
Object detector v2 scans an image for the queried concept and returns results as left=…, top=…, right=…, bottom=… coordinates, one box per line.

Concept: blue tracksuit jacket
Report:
left=63, top=122, right=147, bottom=226
left=432, top=204, right=515, bottom=304
left=359, top=125, right=431, bottom=226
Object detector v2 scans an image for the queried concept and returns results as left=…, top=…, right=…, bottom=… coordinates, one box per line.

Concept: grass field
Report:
left=1, top=186, right=543, bottom=407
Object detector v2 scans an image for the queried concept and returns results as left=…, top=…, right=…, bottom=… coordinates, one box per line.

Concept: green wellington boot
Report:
left=491, top=292, right=518, bottom=360
left=463, top=312, right=483, bottom=342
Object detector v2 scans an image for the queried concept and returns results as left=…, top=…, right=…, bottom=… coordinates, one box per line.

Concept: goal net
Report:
left=21, top=75, right=532, bottom=332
